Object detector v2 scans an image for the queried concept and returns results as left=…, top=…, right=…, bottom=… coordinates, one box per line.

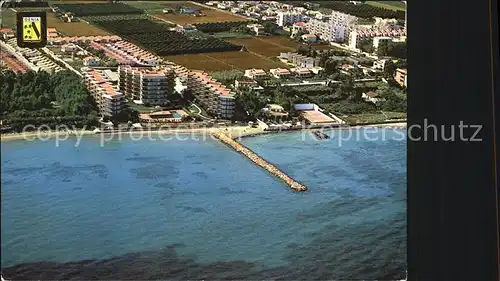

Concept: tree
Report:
left=318, top=52, right=331, bottom=67
left=383, top=59, right=397, bottom=77
left=297, top=44, right=312, bottom=56
left=358, top=38, right=375, bottom=53
left=324, top=58, right=339, bottom=75
left=261, top=21, right=279, bottom=35
left=377, top=40, right=407, bottom=58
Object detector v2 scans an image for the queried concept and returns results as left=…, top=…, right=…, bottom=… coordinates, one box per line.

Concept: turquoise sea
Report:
left=1, top=129, right=407, bottom=280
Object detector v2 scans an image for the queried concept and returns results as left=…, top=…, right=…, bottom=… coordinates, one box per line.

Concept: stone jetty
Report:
left=212, top=132, right=308, bottom=192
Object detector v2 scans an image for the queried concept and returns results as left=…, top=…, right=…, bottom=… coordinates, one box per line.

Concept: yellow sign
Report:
left=22, top=16, right=42, bottom=42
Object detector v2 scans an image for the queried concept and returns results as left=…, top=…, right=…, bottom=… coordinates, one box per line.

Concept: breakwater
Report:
left=212, top=132, right=307, bottom=192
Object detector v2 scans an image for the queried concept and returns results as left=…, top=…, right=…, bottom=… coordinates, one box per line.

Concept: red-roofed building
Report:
left=83, top=56, right=100, bottom=66
left=301, top=34, right=317, bottom=42
left=0, top=28, right=15, bottom=39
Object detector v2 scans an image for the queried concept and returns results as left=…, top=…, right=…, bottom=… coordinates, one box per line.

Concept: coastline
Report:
left=0, top=126, right=267, bottom=143
left=0, top=122, right=407, bottom=143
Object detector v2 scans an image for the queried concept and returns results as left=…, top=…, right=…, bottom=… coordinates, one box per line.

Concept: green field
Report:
left=366, top=1, right=407, bottom=11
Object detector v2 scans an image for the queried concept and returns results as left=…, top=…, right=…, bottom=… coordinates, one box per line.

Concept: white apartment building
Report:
left=276, top=11, right=305, bottom=27
left=84, top=70, right=125, bottom=118
left=306, top=10, right=358, bottom=43
left=118, top=65, right=175, bottom=106
left=188, top=71, right=235, bottom=119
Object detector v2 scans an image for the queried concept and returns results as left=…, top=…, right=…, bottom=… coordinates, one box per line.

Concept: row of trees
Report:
left=377, top=40, right=407, bottom=58
left=1, top=70, right=99, bottom=131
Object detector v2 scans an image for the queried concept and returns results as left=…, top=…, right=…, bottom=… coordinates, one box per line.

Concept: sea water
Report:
left=1, top=128, right=406, bottom=280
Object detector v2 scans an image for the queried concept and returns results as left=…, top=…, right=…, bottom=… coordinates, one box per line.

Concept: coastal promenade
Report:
left=211, top=131, right=308, bottom=192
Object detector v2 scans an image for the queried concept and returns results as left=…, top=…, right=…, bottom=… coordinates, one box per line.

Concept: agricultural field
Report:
left=366, top=1, right=407, bottom=12
left=225, top=36, right=341, bottom=58
left=0, top=8, right=108, bottom=36
left=194, top=21, right=252, bottom=33
left=226, top=37, right=298, bottom=57
left=82, top=14, right=151, bottom=21
left=52, top=3, right=144, bottom=16
left=165, top=51, right=288, bottom=73
left=152, top=4, right=248, bottom=25
left=125, top=1, right=191, bottom=13
left=313, top=1, right=405, bottom=20
left=88, top=18, right=242, bottom=55
left=47, top=12, right=110, bottom=36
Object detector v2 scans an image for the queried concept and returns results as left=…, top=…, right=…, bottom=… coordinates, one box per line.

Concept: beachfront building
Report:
left=84, top=69, right=125, bottom=118
left=394, top=68, right=407, bottom=87
left=118, top=65, right=175, bottom=106
left=261, top=104, right=289, bottom=121
left=139, top=110, right=189, bottom=123
left=306, top=10, right=358, bottom=43
left=188, top=71, right=235, bottom=119
left=276, top=11, right=305, bottom=27
left=293, top=103, right=339, bottom=125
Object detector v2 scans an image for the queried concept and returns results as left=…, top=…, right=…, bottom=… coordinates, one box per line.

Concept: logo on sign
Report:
left=22, top=17, right=42, bottom=42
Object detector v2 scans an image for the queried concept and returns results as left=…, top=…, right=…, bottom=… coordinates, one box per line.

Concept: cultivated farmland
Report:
left=225, top=36, right=338, bottom=58
left=52, top=3, right=144, bottom=16
left=314, top=1, right=405, bottom=19
left=47, top=13, right=110, bottom=36
left=166, top=51, right=288, bottom=72
left=194, top=21, right=252, bottom=33
left=89, top=18, right=242, bottom=55
left=226, top=37, right=299, bottom=57
left=153, top=5, right=248, bottom=25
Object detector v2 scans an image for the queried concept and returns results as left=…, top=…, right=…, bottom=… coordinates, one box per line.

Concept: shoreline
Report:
left=0, top=122, right=407, bottom=143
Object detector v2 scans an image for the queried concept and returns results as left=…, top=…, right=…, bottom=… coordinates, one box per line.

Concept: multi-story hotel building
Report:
left=187, top=70, right=235, bottom=119
left=118, top=65, right=175, bottom=106
left=276, top=11, right=305, bottom=27
left=84, top=70, right=125, bottom=118
left=306, top=10, right=358, bottom=43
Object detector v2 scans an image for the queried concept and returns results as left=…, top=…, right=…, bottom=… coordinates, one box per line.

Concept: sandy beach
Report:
left=0, top=126, right=267, bottom=143
left=0, top=130, right=96, bottom=142
left=0, top=123, right=407, bottom=143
